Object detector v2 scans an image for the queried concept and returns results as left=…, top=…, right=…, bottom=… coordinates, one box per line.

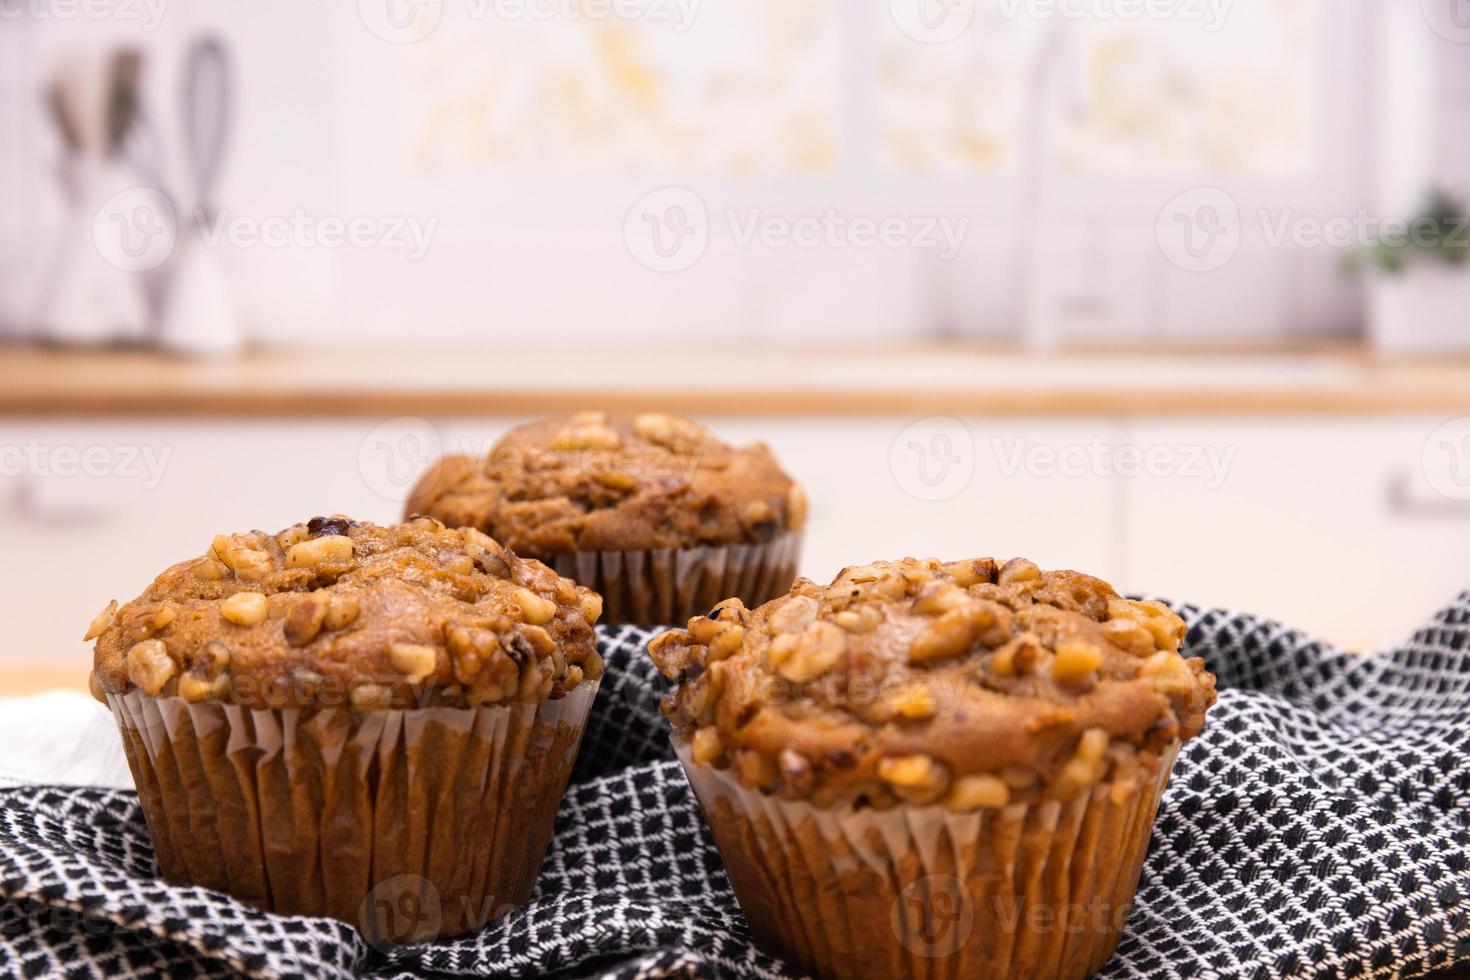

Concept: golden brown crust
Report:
left=649, top=557, right=1216, bottom=810
left=406, top=412, right=805, bottom=555
left=89, top=516, right=603, bottom=709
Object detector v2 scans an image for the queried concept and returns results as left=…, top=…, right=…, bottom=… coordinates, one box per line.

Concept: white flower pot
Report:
left=1366, top=265, right=1470, bottom=354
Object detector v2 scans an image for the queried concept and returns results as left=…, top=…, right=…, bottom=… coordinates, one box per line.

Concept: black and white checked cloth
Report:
left=3, top=602, right=1470, bottom=980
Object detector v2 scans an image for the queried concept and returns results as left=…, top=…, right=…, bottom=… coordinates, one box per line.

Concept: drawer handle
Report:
left=5, top=478, right=112, bottom=528
left=1385, top=470, right=1470, bottom=520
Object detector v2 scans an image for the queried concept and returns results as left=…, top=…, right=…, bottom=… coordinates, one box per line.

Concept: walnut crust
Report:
left=88, top=516, right=604, bottom=709
left=405, top=412, right=807, bottom=555
left=648, top=557, right=1217, bottom=811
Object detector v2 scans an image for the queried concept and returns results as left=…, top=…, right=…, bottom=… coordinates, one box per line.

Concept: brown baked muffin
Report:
left=407, top=412, right=806, bottom=625
left=87, top=515, right=604, bottom=942
left=648, top=557, right=1216, bottom=980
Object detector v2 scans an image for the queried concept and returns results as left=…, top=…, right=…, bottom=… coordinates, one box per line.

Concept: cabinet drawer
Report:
left=1124, top=417, right=1470, bottom=651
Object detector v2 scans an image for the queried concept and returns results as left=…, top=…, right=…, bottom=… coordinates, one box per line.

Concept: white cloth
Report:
left=0, top=691, right=134, bottom=789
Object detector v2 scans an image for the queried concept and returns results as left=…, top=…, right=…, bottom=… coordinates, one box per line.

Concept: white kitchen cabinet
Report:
left=623, top=417, right=1120, bottom=584
left=1124, top=417, right=1470, bottom=651
left=0, top=420, right=405, bottom=669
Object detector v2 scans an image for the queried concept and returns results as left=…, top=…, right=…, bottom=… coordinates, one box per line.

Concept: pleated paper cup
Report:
left=549, top=533, right=802, bottom=626
left=107, top=680, right=598, bottom=944
left=675, top=739, right=1180, bottom=980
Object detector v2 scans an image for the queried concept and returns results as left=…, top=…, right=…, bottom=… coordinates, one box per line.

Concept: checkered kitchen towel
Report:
left=4, top=600, right=1470, bottom=980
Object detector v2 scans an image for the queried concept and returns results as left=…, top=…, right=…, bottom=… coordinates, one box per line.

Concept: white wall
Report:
left=3, top=0, right=1465, bottom=348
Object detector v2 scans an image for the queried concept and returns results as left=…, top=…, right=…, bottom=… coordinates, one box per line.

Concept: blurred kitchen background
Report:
left=3, top=0, right=1470, bottom=689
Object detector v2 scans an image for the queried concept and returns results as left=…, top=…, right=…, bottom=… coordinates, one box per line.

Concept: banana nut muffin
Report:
left=650, top=557, right=1217, bottom=980
left=88, top=516, right=605, bottom=940
left=407, top=412, right=807, bottom=624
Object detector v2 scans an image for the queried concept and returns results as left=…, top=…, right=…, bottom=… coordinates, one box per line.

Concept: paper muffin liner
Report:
left=550, top=533, right=802, bottom=626
left=675, top=740, right=1180, bottom=980
left=107, top=679, right=598, bottom=943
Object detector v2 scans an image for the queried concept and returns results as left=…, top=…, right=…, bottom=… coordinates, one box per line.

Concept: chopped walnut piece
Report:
left=126, top=639, right=175, bottom=695
left=222, top=592, right=269, bottom=627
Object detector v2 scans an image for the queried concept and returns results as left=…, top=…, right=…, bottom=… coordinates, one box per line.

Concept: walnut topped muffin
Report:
left=408, top=412, right=806, bottom=624
left=652, top=557, right=1217, bottom=980
left=88, top=515, right=603, bottom=710
left=409, top=412, right=805, bottom=553
left=650, top=556, right=1214, bottom=810
left=88, top=516, right=607, bottom=941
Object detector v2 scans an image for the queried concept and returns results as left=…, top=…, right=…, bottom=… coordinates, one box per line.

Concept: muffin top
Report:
left=88, top=516, right=604, bottom=710
left=405, top=412, right=806, bottom=555
left=648, top=557, right=1216, bottom=811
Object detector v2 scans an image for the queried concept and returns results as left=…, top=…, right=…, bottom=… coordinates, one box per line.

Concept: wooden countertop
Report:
left=5, top=342, right=1470, bottom=417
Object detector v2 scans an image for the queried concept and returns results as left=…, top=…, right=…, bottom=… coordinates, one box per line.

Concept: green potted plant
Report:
left=1346, top=189, right=1470, bottom=354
